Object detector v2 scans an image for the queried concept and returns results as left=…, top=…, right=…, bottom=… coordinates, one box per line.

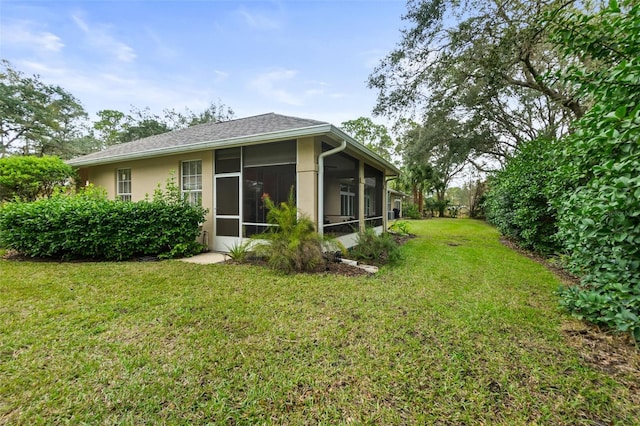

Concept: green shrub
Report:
left=0, top=183, right=207, bottom=260
left=350, top=227, right=401, bottom=264
left=226, top=240, right=252, bottom=263
left=389, top=220, right=411, bottom=236
left=253, top=190, right=325, bottom=273
left=403, top=203, right=421, bottom=219
left=484, top=138, right=559, bottom=255
left=547, top=1, right=640, bottom=340
left=0, top=155, right=76, bottom=202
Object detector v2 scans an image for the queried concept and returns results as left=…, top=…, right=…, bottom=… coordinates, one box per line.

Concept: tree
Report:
left=368, top=0, right=586, bottom=166
left=92, top=102, right=235, bottom=148
left=118, top=107, right=172, bottom=143
left=340, top=117, right=395, bottom=161
left=0, top=155, right=75, bottom=201
left=93, top=109, right=127, bottom=147
left=397, top=162, right=434, bottom=215
left=400, top=112, right=470, bottom=217
left=0, top=60, right=88, bottom=158
left=179, top=101, right=235, bottom=127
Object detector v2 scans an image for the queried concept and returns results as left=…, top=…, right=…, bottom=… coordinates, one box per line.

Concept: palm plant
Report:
left=254, top=189, right=325, bottom=273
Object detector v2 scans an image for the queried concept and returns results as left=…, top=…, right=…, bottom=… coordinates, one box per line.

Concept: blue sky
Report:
left=0, top=0, right=408, bottom=126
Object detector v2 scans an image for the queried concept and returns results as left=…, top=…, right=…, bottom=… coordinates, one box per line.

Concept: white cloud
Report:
left=71, top=13, right=136, bottom=62
left=304, top=89, right=323, bottom=97
left=248, top=69, right=350, bottom=107
left=144, top=27, right=178, bottom=60
left=0, top=21, right=64, bottom=53
left=13, top=59, right=219, bottom=118
left=237, top=7, right=281, bottom=30
left=249, top=69, right=302, bottom=106
left=213, top=70, right=230, bottom=81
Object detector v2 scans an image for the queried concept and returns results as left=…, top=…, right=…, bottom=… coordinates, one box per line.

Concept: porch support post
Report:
left=383, top=178, right=388, bottom=231
left=297, top=137, right=319, bottom=224
left=358, top=160, right=365, bottom=233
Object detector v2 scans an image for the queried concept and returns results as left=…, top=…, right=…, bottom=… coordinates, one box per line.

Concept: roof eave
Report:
left=327, top=126, right=401, bottom=176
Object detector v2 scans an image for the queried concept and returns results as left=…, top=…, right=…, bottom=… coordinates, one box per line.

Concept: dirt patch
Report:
left=562, top=321, right=640, bottom=399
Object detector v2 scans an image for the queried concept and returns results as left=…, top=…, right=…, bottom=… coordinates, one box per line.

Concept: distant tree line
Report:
left=0, top=59, right=234, bottom=159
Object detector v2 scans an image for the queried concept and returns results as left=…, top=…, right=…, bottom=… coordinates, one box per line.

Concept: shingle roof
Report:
left=68, top=113, right=328, bottom=166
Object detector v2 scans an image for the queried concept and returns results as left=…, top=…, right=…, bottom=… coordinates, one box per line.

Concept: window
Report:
left=365, top=189, right=372, bottom=216
left=181, top=160, right=202, bottom=206
left=340, top=183, right=355, bottom=217
left=117, top=168, right=131, bottom=201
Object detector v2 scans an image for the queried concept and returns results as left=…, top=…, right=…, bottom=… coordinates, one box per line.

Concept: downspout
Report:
left=318, top=139, right=347, bottom=237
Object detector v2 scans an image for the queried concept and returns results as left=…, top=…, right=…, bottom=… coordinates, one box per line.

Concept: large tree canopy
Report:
left=369, top=0, right=587, bottom=164
left=93, top=103, right=235, bottom=148
left=400, top=111, right=471, bottom=215
left=1, top=61, right=235, bottom=158
left=340, top=117, right=395, bottom=161
left=0, top=60, right=88, bottom=158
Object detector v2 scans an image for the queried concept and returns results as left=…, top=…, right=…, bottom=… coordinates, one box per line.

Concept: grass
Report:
left=1, top=219, right=637, bottom=424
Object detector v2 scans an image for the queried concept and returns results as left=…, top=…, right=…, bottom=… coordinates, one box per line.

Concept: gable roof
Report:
left=68, top=112, right=399, bottom=175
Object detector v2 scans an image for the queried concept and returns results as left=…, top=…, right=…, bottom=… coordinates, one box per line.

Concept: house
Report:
left=68, top=113, right=400, bottom=252
left=387, top=188, right=410, bottom=219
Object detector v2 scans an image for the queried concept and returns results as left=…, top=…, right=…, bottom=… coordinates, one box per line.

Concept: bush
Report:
left=226, top=240, right=252, bottom=263
left=389, top=220, right=411, bottom=236
left=547, top=1, right=640, bottom=341
left=0, top=155, right=76, bottom=202
left=483, top=138, right=559, bottom=254
left=350, top=226, right=401, bottom=265
left=253, top=190, right=325, bottom=273
left=403, top=203, right=421, bottom=219
left=0, top=183, right=207, bottom=260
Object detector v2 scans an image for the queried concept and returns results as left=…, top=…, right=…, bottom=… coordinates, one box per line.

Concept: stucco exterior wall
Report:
left=82, top=151, right=215, bottom=245
left=296, top=137, right=319, bottom=223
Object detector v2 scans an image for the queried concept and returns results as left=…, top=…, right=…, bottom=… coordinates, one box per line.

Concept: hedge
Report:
left=0, top=187, right=208, bottom=260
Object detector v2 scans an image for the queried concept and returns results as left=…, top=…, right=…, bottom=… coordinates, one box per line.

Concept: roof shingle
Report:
left=69, top=113, right=328, bottom=165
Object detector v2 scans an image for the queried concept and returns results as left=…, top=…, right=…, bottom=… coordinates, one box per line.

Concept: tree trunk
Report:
left=437, top=189, right=446, bottom=217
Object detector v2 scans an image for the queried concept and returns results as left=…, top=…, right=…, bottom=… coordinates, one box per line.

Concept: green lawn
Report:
left=1, top=219, right=637, bottom=424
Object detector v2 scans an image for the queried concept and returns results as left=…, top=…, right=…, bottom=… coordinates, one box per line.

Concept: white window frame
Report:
left=340, top=183, right=355, bottom=217
left=365, top=189, right=373, bottom=216
left=117, top=168, right=131, bottom=201
left=181, top=160, right=203, bottom=206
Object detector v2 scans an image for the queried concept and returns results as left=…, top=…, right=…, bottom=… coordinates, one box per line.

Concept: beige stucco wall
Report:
left=296, top=137, right=319, bottom=223
left=82, top=151, right=215, bottom=245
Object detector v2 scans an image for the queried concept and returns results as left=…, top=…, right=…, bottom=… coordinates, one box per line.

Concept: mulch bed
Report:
left=227, top=232, right=417, bottom=277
